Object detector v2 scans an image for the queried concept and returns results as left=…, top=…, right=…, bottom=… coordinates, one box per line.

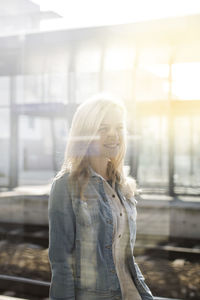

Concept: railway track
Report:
left=0, top=223, right=48, bottom=248
left=0, top=223, right=199, bottom=300
left=0, top=274, right=49, bottom=299
left=0, top=222, right=200, bottom=261
left=135, top=242, right=200, bottom=261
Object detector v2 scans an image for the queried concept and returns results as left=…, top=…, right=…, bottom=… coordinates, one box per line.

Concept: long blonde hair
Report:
left=55, top=93, right=137, bottom=199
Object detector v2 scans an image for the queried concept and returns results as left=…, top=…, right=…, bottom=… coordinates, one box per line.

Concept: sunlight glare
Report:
left=31, top=0, right=200, bottom=31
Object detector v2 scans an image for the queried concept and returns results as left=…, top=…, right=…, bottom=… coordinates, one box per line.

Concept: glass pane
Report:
left=16, top=75, right=41, bottom=104
left=193, top=116, right=200, bottom=185
left=136, top=64, right=169, bottom=101
left=0, top=76, right=10, bottom=106
left=76, top=72, right=99, bottom=103
left=174, top=116, right=200, bottom=194
left=76, top=47, right=101, bottom=73
left=139, top=46, right=171, bottom=65
left=18, top=115, right=69, bottom=185
left=16, top=73, right=68, bottom=104
left=104, top=46, right=135, bottom=71
left=137, top=116, right=168, bottom=193
left=45, top=73, right=68, bottom=103
left=103, top=70, right=133, bottom=100
left=172, top=62, right=200, bottom=100
left=0, top=108, right=10, bottom=186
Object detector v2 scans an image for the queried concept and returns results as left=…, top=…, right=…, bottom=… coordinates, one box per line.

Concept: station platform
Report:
left=0, top=184, right=200, bottom=241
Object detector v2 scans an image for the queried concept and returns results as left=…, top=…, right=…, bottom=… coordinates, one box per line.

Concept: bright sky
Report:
left=32, top=0, right=200, bottom=30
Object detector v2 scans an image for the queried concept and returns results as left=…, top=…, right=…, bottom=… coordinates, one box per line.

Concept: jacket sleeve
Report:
left=133, top=257, right=154, bottom=300
left=48, top=174, right=76, bottom=300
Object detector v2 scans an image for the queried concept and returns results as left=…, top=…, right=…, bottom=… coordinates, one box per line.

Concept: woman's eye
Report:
left=98, top=127, right=107, bottom=132
left=98, top=125, right=125, bottom=133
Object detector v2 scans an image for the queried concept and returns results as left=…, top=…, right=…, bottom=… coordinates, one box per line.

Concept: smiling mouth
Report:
left=104, top=144, right=119, bottom=148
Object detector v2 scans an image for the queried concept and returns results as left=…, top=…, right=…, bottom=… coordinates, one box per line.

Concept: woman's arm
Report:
left=48, top=174, right=76, bottom=300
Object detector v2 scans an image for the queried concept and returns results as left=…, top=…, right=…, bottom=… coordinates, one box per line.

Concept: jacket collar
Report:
left=88, top=165, right=106, bottom=181
left=88, top=165, right=118, bottom=190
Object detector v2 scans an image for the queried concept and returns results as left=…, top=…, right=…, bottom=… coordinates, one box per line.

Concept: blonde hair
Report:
left=55, top=93, right=137, bottom=199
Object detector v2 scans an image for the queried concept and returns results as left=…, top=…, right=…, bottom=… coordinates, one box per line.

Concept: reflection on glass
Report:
left=138, top=116, right=168, bottom=192
left=174, top=116, right=200, bottom=194
left=16, top=74, right=69, bottom=104
left=0, top=108, right=10, bottom=186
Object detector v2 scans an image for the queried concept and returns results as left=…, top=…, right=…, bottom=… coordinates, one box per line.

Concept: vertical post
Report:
left=9, top=76, right=18, bottom=189
left=129, top=49, right=139, bottom=179
left=68, top=44, right=76, bottom=104
left=189, top=115, right=194, bottom=184
left=50, top=117, right=57, bottom=175
left=158, top=116, right=163, bottom=177
left=168, top=55, right=175, bottom=196
left=99, top=42, right=105, bottom=92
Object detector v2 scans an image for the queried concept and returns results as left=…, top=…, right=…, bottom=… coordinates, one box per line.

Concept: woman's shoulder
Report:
left=50, top=172, right=71, bottom=195
left=48, top=172, right=73, bottom=211
left=52, top=171, right=70, bottom=184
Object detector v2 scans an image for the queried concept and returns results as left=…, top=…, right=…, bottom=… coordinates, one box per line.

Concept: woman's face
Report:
left=89, top=107, right=126, bottom=159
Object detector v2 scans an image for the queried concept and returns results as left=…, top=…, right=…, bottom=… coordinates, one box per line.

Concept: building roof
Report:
left=0, top=13, right=200, bottom=76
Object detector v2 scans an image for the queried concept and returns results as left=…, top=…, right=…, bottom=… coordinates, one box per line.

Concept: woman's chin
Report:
left=104, top=147, right=119, bottom=158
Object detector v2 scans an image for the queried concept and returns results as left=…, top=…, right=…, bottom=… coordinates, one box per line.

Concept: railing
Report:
left=0, top=275, right=182, bottom=300
left=154, top=298, right=181, bottom=300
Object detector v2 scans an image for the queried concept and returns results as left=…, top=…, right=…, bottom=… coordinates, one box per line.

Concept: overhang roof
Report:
left=0, top=13, right=200, bottom=76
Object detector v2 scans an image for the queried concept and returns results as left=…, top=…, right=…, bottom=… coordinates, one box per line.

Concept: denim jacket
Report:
left=48, top=169, right=154, bottom=300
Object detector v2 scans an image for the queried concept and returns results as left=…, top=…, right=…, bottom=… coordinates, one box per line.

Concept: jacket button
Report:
left=110, top=269, right=115, bottom=273
left=107, top=219, right=113, bottom=224
left=112, top=194, right=115, bottom=198
left=120, top=213, right=122, bottom=216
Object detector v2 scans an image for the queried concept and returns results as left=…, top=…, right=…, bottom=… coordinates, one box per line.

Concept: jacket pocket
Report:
left=76, top=199, right=99, bottom=227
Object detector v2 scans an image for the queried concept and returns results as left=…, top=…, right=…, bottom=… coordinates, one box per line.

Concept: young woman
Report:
left=48, top=94, right=154, bottom=300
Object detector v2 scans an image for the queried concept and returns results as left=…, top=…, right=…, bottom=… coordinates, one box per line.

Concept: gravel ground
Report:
left=0, top=241, right=199, bottom=300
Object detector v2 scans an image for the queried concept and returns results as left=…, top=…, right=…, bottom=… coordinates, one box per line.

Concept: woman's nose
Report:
left=107, top=127, right=118, bottom=137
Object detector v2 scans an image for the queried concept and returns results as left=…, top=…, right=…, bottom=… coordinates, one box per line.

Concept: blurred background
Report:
left=0, top=1, right=200, bottom=300
left=1, top=0, right=200, bottom=195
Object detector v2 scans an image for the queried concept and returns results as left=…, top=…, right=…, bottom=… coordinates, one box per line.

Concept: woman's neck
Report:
left=89, top=157, right=109, bottom=180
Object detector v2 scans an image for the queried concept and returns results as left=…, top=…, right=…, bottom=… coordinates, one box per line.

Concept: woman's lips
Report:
left=104, top=144, right=119, bottom=148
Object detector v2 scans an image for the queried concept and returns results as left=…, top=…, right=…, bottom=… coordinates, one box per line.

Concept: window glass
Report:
left=137, top=116, right=168, bottom=192
left=172, top=62, right=200, bottom=100
left=0, top=77, right=10, bottom=106
left=174, top=116, right=200, bottom=194
left=0, top=108, right=10, bottom=186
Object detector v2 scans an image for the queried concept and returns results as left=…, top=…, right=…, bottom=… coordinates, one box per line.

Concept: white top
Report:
left=103, top=181, right=142, bottom=300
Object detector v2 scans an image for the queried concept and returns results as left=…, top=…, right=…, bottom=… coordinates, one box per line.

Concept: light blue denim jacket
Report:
left=48, top=169, right=154, bottom=300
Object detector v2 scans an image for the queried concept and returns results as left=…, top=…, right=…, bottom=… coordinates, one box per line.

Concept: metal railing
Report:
left=0, top=275, right=182, bottom=300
